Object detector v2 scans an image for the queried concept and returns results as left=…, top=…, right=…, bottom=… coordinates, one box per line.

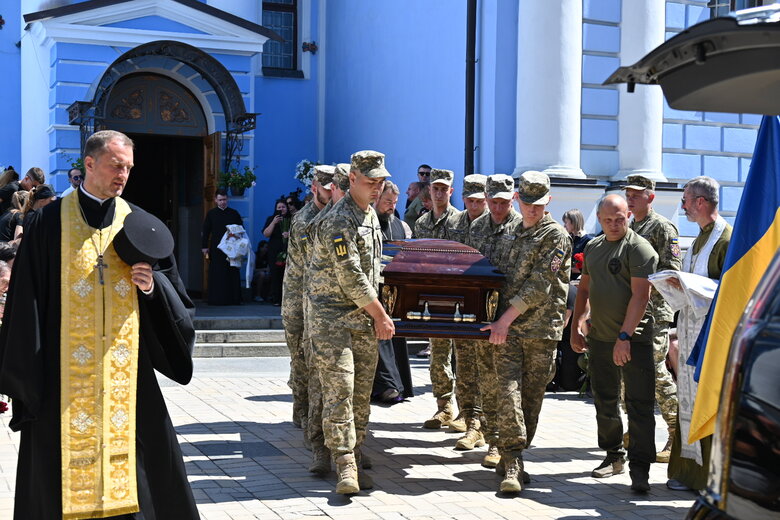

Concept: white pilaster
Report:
left=514, top=0, right=585, bottom=179
left=615, top=0, right=666, bottom=181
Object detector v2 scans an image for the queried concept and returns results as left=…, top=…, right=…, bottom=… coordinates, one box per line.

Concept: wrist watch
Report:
left=618, top=331, right=632, bottom=341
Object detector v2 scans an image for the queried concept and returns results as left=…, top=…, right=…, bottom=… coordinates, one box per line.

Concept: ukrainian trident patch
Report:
left=333, top=234, right=348, bottom=259
left=670, top=237, right=680, bottom=258
left=550, top=248, right=565, bottom=272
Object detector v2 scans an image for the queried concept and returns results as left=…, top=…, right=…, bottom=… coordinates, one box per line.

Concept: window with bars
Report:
left=262, top=0, right=300, bottom=76
left=708, top=0, right=775, bottom=17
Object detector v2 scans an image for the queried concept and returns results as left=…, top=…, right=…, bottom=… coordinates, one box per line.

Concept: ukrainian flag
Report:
left=689, top=115, right=780, bottom=443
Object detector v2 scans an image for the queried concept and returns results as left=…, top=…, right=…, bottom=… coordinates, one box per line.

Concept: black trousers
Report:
left=373, top=338, right=414, bottom=398
left=588, top=337, right=656, bottom=468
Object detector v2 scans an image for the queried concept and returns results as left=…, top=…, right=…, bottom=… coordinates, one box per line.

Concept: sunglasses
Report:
left=71, top=175, right=83, bottom=181
left=418, top=172, right=431, bottom=176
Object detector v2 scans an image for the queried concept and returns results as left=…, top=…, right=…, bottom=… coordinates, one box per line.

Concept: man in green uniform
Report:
left=667, top=176, right=732, bottom=492
left=481, top=171, right=571, bottom=493
left=304, top=164, right=350, bottom=476
left=414, top=169, right=461, bottom=429
left=571, top=194, right=658, bottom=493
left=623, top=174, right=682, bottom=463
left=448, top=174, right=489, bottom=449
left=466, top=174, right=522, bottom=469
left=281, top=166, right=334, bottom=442
left=307, top=151, right=394, bottom=495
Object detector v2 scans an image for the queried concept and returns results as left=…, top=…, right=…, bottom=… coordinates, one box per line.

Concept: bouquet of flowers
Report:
left=573, top=252, right=584, bottom=271
left=294, top=159, right=321, bottom=187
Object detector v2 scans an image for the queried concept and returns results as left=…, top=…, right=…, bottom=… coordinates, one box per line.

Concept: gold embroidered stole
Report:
left=60, top=192, right=140, bottom=519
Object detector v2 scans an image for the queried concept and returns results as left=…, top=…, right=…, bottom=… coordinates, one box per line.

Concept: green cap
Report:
left=313, top=165, right=335, bottom=190
left=430, top=168, right=454, bottom=186
left=517, top=170, right=551, bottom=205
left=486, top=174, right=515, bottom=200
left=334, top=163, right=351, bottom=192
left=462, top=174, right=487, bottom=199
left=351, top=150, right=391, bottom=179
left=622, top=174, right=656, bottom=191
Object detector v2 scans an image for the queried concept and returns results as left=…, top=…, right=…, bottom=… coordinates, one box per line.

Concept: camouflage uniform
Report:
left=448, top=175, right=489, bottom=422
left=630, top=203, right=681, bottom=432
left=307, top=178, right=385, bottom=459
left=414, top=169, right=461, bottom=416
left=281, top=199, right=322, bottom=430
left=304, top=166, right=350, bottom=451
left=466, top=197, right=522, bottom=445
left=495, top=211, right=571, bottom=455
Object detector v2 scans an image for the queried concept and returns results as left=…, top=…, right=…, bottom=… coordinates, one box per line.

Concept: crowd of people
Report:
left=0, top=135, right=730, bottom=517
left=275, top=150, right=730, bottom=497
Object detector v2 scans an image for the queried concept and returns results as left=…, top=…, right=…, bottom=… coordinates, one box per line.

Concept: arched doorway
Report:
left=68, top=40, right=256, bottom=298
left=103, top=73, right=209, bottom=294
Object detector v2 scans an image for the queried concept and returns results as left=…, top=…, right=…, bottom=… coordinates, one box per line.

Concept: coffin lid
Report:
left=382, top=239, right=503, bottom=279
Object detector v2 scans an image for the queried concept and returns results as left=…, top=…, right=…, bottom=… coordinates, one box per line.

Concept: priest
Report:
left=0, top=130, right=199, bottom=519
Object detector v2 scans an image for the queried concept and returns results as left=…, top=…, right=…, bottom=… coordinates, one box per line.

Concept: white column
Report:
left=615, top=0, right=666, bottom=181
left=207, top=0, right=257, bottom=23
left=514, top=0, right=585, bottom=179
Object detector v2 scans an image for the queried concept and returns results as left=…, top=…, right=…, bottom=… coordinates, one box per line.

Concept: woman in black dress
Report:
left=262, top=199, right=291, bottom=305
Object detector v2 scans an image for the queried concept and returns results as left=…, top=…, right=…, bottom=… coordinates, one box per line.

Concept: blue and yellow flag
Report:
left=689, top=115, right=780, bottom=443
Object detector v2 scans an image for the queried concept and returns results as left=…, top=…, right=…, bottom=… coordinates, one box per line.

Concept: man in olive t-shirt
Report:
left=571, top=194, right=658, bottom=493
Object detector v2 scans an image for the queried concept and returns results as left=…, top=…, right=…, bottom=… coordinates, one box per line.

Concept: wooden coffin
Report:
left=381, top=239, right=505, bottom=339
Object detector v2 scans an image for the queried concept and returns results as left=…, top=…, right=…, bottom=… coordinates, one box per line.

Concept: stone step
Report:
left=194, top=342, right=290, bottom=358
left=193, top=316, right=283, bottom=330
left=196, top=329, right=285, bottom=344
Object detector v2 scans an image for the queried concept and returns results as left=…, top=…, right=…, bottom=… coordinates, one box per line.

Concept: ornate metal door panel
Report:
left=103, top=74, right=207, bottom=137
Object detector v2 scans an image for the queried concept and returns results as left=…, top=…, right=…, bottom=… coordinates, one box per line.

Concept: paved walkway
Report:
left=0, top=357, right=696, bottom=519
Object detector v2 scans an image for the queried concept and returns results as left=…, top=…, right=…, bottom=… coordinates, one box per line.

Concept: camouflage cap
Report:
left=430, top=168, right=454, bottom=186
left=351, top=150, right=391, bottom=179
left=517, top=170, right=551, bottom=205
left=486, top=174, right=515, bottom=200
left=622, top=174, right=656, bottom=191
left=313, top=165, right=336, bottom=190
left=462, top=174, right=487, bottom=199
left=333, top=163, right=351, bottom=192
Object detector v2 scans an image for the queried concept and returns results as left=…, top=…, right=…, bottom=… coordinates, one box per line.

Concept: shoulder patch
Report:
left=300, top=233, right=308, bottom=242
left=550, top=248, right=565, bottom=272
left=670, top=237, right=680, bottom=258
left=333, top=234, right=348, bottom=259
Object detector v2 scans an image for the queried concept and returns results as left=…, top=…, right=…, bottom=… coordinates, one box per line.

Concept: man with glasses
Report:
left=417, top=163, right=432, bottom=183
left=61, top=167, right=84, bottom=196
left=667, top=176, right=732, bottom=493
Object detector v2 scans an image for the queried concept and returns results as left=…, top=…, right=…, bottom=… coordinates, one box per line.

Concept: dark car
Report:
left=605, top=6, right=780, bottom=519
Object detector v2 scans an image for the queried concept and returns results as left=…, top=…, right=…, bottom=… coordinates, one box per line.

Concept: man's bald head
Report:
left=597, top=193, right=628, bottom=214
left=597, top=194, right=631, bottom=241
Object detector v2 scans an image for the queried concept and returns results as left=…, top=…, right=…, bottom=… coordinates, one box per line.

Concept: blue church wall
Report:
left=103, top=16, right=208, bottom=34
left=0, top=3, right=22, bottom=171
left=322, top=1, right=467, bottom=206
left=475, top=0, right=518, bottom=177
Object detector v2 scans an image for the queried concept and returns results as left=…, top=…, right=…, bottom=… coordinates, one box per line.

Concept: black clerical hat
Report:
left=114, top=211, right=174, bottom=266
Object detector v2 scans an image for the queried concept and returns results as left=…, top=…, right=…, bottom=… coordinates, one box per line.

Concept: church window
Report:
left=708, top=0, right=773, bottom=17
left=262, top=0, right=301, bottom=77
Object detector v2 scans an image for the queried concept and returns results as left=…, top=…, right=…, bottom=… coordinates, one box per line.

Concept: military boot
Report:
left=496, top=455, right=531, bottom=483
left=482, top=444, right=501, bottom=468
left=499, top=455, right=523, bottom=493
left=448, top=413, right=467, bottom=433
left=455, top=418, right=485, bottom=450
left=422, top=399, right=454, bottom=429
left=309, top=444, right=331, bottom=476
left=657, top=427, right=675, bottom=463
left=334, top=453, right=359, bottom=494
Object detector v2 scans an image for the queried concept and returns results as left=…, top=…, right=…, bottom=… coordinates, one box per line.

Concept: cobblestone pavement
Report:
left=0, top=357, right=696, bottom=519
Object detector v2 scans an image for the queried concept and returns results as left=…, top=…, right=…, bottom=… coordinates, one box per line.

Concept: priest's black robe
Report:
left=0, top=191, right=199, bottom=520
left=201, top=206, right=242, bottom=305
